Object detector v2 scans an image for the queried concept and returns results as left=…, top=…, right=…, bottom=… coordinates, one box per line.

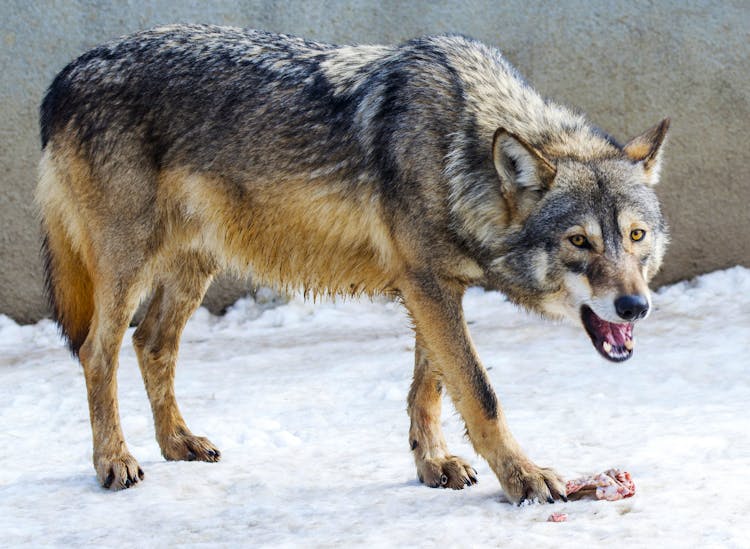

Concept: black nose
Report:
left=615, top=294, right=649, bottom=321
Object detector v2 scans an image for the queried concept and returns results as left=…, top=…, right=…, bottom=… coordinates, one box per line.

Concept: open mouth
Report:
left=580, top=306, right=634, bottom=362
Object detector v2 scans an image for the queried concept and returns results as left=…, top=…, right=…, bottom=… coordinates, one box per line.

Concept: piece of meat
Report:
left=565, top=469, right=635, bottom=501
left=547, top=512, right=568, bottom=522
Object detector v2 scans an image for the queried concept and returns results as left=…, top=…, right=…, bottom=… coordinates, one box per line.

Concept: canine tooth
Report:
left=602, top=341, right=612, bottom=353
left=624, top=339, right=634, bottom=351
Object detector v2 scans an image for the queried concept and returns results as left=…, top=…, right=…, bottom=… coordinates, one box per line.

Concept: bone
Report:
left=565, top=469, right=636, bottom=501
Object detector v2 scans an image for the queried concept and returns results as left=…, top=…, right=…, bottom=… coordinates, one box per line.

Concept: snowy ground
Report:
left=0, top=267, right=748, bottom=548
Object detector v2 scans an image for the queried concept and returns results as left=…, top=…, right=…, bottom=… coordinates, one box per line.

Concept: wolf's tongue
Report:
left=587, top=310, right=632, bottom=345
left=607, top=322, right=632, bottom=346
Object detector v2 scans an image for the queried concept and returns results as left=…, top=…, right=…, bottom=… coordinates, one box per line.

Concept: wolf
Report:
left=36, top=25, right=669, bottom=503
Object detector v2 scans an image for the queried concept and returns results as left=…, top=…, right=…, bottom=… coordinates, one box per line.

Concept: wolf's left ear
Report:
left=623, top=118, right=670, bottom=185
left=492, top=128, right=557, bottom=193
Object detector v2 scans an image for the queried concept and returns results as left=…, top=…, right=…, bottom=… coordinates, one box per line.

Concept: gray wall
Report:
left=2, top=0, right=748, bottom=323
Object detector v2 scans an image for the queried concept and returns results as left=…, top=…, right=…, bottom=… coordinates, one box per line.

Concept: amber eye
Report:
left=569, top=234, right=590, bottom=249
left=630, top=229, right=646, bottom=242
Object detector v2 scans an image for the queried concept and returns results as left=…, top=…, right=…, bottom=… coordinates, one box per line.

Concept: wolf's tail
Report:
left=41, top=222, right=94, bottom=357
left=38, top=158, right=94, bottom=357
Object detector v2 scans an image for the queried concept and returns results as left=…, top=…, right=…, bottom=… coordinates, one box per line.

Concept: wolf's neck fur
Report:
left=436, top=35, right=620, bottom=161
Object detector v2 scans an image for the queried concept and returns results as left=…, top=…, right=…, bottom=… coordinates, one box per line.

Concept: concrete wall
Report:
left=2, top=0, right=748, bottom=323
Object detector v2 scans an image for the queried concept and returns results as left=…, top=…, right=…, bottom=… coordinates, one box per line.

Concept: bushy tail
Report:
left=41, top=220, right=94, bottom=357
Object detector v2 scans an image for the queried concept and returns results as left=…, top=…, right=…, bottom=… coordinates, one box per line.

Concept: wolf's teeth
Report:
left=602, top=341, right=612, bottom=353
left=624, top=339, right=634, bottom=351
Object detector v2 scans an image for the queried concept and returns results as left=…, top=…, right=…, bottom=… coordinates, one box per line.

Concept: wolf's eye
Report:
left=630, top=229, right=646, bottom=242
left=569, top=234, right=590, bottom=249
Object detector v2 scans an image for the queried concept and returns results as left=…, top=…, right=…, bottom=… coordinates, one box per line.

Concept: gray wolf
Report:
left=36, top=25, right=669, bottom=503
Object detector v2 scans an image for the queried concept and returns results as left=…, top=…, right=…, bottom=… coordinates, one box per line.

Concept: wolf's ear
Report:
left=623, top=118, right=670, bottom=185
left=492, top=128, right=556, bottom=195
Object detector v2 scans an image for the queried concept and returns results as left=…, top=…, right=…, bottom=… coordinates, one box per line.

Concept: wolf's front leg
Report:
left=408, top=333, right=478, bottom=489
left=401, top=273, right=566, bottom=504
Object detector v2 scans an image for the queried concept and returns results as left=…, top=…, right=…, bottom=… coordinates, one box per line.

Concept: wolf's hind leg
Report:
left=133, top=252, right=220, bottom=463
left=408, top=335, right=478, bottom=489
left=79, top=271, right=146, bottom=490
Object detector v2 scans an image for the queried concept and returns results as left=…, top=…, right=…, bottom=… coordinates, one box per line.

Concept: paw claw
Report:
left=103, top=470, right=114, bottom=489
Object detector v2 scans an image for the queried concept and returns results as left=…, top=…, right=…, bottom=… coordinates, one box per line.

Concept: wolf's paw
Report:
left=160, top=431, right=221, bottom=462
left=95, top=452, right=144, bottom=490
left=499, top=458, right=566, bottom=505
left=417, top=455, right=478, bottom=489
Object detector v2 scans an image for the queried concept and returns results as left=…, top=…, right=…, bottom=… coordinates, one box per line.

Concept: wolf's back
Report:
left=38, top=26, right=370, bottom=173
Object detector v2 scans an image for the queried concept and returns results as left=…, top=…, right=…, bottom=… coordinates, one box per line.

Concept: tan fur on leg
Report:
left=133, top=252, right=220, bottom=462
left=400, top=273, right=566, bottom=504
left=79, top=273, right=146, bottom=490
left=408, top=334, right=477, bottom=489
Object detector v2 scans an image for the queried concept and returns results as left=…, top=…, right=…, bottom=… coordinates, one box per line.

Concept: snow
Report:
left=0, top=266, right=749, bottom=547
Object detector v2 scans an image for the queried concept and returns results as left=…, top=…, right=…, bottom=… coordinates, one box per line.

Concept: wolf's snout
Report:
left=614, top=295, right=649, bottom=321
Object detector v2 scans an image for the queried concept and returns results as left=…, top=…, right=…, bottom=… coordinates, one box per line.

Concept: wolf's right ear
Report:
left=492, top=129, right=557, bottom=197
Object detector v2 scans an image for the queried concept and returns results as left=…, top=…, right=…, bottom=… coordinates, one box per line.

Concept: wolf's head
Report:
left=488, top=120, right=670, bottom=362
